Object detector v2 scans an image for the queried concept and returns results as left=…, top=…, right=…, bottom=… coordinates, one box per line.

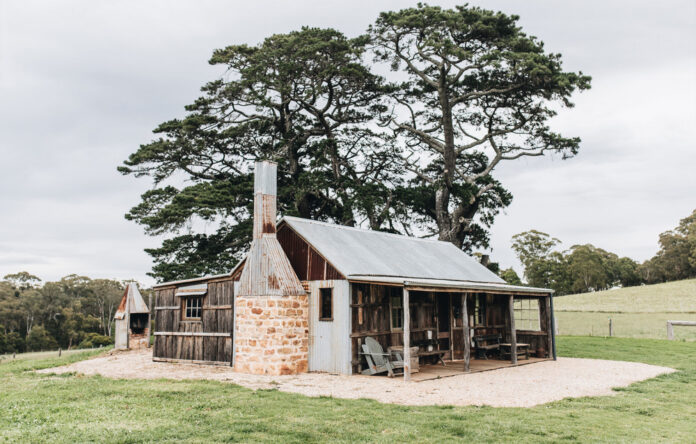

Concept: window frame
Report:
left=182, top=296, right=203, bottom=321
left=513, top=298, right=541, bottom=332
left=319, top=287, right=333, bottom=321
left=390, top=293, right=403, bottom=331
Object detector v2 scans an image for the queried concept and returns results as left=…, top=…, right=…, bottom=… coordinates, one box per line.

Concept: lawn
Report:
left=0, top=337, right=694, bottom=443
left=555, top=311, right=696, bottom=341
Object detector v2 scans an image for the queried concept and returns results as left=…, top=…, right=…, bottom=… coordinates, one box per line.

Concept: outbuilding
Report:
left=114, top=283, right=151, bottom=350
left=152, top=161, right=556, bottom=379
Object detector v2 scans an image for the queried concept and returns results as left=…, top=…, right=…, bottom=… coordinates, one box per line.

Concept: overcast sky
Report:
left=1, top=0, right=694, bottom=286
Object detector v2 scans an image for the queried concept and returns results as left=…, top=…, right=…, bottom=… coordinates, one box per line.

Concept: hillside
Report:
left=554, top=278, right=696, bottom=313
left=553, top=279, right=696, bottom=340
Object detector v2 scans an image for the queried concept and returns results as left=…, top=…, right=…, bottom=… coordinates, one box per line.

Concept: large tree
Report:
left=120, top=28, right=402, bottom=281
left=370, top=4, right=591, bottom=250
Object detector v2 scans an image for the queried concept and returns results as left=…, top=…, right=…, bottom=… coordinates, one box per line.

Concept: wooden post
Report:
left=403, top=287, right=411, bottom=382
left=609, top=318, right=613, bottom=337
left=148, top=292, right=153, bottom=348
left=462, top=293, right=470, bottom=372
left=509, top=295, right=517, bottom=364
left=545, top=297, right=553, bottom=358
left=667, top=321, right=674, bottom=340
left=58, top=348, right=62, bottom=357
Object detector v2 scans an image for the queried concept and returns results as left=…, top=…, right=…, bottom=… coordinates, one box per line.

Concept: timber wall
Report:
left=153, top=278, right=235, bottom=365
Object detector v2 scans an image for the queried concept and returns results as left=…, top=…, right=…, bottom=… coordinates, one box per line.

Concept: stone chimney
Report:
left=234, top=161, right=309, bottom=375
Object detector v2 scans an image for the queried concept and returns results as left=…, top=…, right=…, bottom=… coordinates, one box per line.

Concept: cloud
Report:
left=0, top=0, right=694, bottom=284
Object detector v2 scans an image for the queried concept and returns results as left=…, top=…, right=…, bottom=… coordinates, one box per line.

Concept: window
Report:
left=184, top=297, right=202, bottom=320
left=474, top=295, right=486, bottom=326
left=514, top=298, right=541, bottom=331
left=390, top=294, right=403, bottom=330
left=319, top=288, right=333, bottom=321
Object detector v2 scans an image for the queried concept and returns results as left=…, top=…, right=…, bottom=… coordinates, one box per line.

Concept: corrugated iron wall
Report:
left=307, top=280, right=352, bottom=374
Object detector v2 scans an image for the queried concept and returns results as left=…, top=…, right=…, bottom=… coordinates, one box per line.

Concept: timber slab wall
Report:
left=153, top=277, right=235, bottom=364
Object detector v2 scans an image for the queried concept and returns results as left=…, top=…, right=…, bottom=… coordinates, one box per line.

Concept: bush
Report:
left=77, top=332, right=113, bottom=349
left=26, top=326, right=58, bottom=352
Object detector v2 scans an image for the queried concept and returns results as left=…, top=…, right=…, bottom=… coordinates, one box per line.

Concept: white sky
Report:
left=0, top=0, right=694, bottom=285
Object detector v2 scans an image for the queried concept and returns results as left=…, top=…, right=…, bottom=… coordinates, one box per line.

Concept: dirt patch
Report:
left=37, top=349, right=675, bottom=407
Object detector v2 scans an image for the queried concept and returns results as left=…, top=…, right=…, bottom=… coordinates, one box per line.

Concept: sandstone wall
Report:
left=233, top=295, right=309, bottom=375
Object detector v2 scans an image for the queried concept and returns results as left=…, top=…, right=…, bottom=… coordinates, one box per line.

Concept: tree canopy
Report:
left=370, top=4, right=590, bottom=250
left=0, top=273, right=134, bottom=353
left=121, top=4, right=590, bottom=282
left=509, top=210, right=696, bottom=295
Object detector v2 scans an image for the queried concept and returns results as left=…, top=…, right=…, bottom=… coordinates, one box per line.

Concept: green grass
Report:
left=556, top=312, right=696, bottom=341
left=555, top=278, right=696, bottom=313
left=554, top=279, right=696, bottom=340
left=1, top=337, right=695, bottom=443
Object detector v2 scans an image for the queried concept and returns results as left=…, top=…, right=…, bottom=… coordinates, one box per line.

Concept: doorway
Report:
left=436, top=293, right=451, bottom=359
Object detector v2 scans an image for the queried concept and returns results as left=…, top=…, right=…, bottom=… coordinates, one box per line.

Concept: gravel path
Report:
left=38, top=349, right=675, bottom=407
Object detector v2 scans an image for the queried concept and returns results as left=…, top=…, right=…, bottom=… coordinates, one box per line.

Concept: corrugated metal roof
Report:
left=114, top=283, right=150, bottom=317
left=281, top=217, right=509, bottom=286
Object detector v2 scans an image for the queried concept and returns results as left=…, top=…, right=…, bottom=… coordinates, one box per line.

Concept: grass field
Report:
left=0, top=337, right=694, bottom=443
left=554, top=279, right=696, bottom=341
left=555, top=279, right=696, bottom=312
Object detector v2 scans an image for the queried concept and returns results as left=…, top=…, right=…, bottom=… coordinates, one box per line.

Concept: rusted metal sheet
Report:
left=307, top=280, right=352, bottom=374
left=114, top=284, right=149, bottom=316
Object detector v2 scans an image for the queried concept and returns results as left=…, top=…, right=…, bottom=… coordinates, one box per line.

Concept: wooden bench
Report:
left=417, top=349, right=448, bottom=366
left=500, top=342, right=530, bottom=360
left=473, top=334, right=501, bottom=359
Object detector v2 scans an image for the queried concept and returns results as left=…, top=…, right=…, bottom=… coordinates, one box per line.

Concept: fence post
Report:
left=58, top=348, right=62, bottom=357
left=609, top=318, right=613, bottom=337
left=666, top=321, right=674, bottom=340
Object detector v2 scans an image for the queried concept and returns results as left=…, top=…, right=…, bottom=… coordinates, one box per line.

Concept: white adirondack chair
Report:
left=360, top=337, right=404, bottom=377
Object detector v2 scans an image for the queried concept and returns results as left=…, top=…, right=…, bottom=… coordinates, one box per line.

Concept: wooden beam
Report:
left=403, top=288, right=411, bottom=382
left=462, top=293, right=470, bottom=372
left=509, top=295, right=517, bottom=364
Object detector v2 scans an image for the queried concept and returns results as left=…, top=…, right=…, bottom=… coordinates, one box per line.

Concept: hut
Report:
left=114, top=283, right=151, bottom=350
left=152, top=161, right=556, bottom=379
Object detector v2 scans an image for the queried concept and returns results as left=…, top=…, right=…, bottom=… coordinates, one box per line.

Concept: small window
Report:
left=514, top=298, right=541, bottom=331
left=474, top=295, right=486, bottom=326
left=319, top=288, right=333, bottom=321
left=184, top=297, right=202, bottom=320
left=390, top=294, right=403, bottom=330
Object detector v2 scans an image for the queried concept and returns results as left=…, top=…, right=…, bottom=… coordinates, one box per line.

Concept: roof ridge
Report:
left=281, top=216, right=450, bottom=245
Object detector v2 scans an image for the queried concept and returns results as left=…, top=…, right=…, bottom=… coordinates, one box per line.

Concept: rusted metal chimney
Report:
left=238, top=161, right=306, bottom=297
left=234, top=161, right=309, bottom=375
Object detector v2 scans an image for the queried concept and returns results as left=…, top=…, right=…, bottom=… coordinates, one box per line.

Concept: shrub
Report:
left=77, top=332, right=113, bottom=349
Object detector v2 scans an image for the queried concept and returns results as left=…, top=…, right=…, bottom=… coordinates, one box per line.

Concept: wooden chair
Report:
left=360, top=337, right=404, bottom=377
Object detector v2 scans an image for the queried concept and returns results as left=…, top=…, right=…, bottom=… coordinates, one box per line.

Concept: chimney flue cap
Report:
left=254, top=160, right=277, bottom=196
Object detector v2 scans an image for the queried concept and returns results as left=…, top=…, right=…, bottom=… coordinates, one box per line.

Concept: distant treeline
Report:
left=500, top=209, right=696, bottom=295
left=0, top=273, right=149, bottom=354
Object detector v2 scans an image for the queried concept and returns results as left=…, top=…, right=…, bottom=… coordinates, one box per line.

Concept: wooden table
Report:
left=417, top=350, right=448, bottom=366
left=500, top=343, right=530, bottom=360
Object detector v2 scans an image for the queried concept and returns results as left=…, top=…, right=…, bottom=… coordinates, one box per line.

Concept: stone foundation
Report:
left=233, top=294, right=309, bottom=375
